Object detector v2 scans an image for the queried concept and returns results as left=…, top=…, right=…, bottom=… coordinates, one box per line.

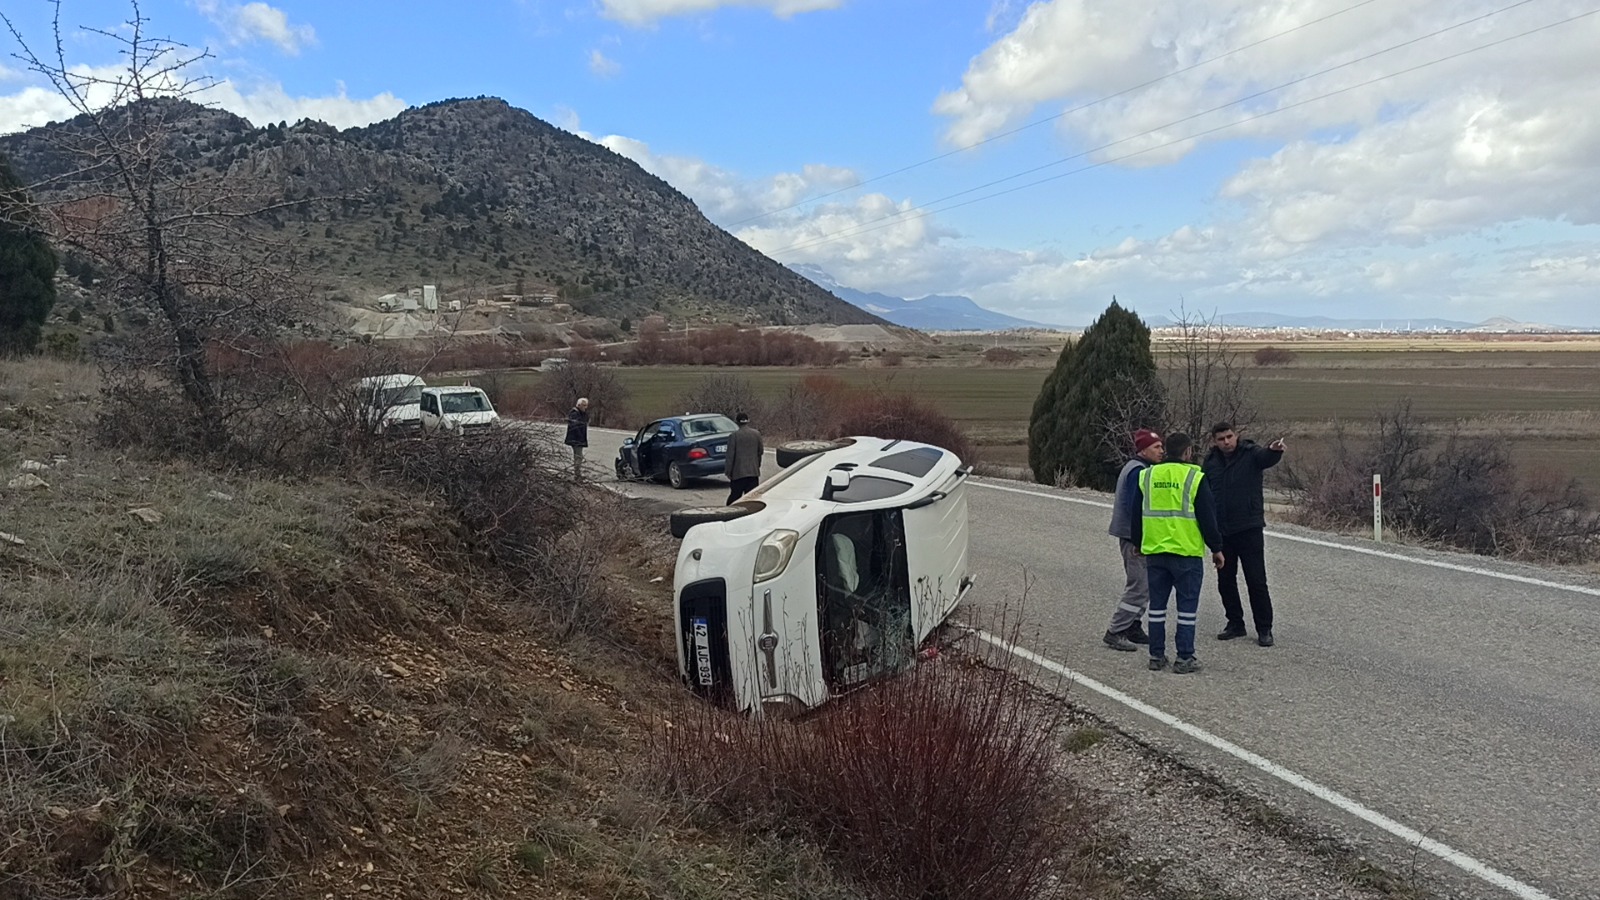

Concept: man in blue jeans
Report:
left=1118, top=432, right=1226, bottom=673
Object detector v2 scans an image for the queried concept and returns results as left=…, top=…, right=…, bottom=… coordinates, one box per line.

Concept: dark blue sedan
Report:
left=615, top=414, right=738, bottom=489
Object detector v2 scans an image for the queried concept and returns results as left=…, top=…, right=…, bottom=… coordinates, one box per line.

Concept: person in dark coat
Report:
left=724, top=412, right=763, bottom=504
left=1103, top=428, right=1164, bottom=652
left=1202, top=422, right=1286, bottom=647
left=564, top=398, right=590, bottom=483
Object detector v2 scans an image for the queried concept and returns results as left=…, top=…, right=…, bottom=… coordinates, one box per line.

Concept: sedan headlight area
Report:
left=752, top=529, right=799, bottom=583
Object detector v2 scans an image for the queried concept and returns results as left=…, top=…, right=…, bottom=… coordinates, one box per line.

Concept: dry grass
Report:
left=0, top=356, right=934, bottom=899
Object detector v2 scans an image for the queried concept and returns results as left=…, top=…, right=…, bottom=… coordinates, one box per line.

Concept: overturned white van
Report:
left=670, top=437, right=974, bottom=716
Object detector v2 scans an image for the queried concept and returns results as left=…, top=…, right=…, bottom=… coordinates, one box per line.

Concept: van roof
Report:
left=754, top=437, right=961, bottom=505
left=356, top=373, right=425, bottom=389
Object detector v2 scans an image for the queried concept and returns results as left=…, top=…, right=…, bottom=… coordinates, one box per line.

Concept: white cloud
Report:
left=597, top=0, right=843, bottom=27
left=914, top=0, right=1600, bottom=325
left=211, top=80, right=405, bottom=129
left=197, top=2, right=316, bottom=54
left=0, top=64, right=24, bottom=84
left=0, top=71, right=403, bottom=134
left=588, top=49, right=622, bottom=78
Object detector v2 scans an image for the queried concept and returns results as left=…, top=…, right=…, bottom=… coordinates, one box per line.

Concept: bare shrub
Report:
left=658, top=656, right=1077, bottom=900
left=764, top=374, right=851, bottom=441
left=672, top=373, right=764, bottom=420
left=1282, top=402, right=1600, bottom=562
left=982, top=346, right=1022, bottom=365
left=1253, top=345, right=1297, bottom=366
left=530, top=360, right=631, bottom=426
left=1161, top=304, right=1257, bottom=439
left=372, top=428, right=593, bottom=627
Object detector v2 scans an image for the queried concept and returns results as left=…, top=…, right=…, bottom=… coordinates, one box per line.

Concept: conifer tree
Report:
left=1028, top=299, right=1162, bottom=490
left=0, top=154, right=58, bottom=355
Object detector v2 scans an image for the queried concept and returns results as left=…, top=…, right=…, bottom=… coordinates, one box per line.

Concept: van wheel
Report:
left=775, top=439, right=848, bottom=468
left=669, top=504, right=760, bottom=539
left=668, top=461, right=689, bottom=489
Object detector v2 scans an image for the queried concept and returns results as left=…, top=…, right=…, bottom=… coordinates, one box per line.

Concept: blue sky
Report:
left=4, top=0, right=1599, bottom=327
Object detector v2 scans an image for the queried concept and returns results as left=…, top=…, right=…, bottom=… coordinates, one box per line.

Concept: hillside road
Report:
left=543, top=422, right=1600, bottom=900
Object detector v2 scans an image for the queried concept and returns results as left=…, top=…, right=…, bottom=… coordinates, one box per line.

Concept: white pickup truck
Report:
left=417, top=385, right=500, bottom=436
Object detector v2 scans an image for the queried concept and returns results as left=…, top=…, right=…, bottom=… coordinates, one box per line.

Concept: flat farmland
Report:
left=491, top=348, right=1600, bottom=490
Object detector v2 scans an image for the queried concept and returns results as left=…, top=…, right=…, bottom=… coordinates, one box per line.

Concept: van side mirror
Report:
left=822, top=469, right=850, bottom=501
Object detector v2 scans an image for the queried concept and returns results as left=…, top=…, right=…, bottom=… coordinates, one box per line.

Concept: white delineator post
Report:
left=1373, top=474, right=1383, bottom=542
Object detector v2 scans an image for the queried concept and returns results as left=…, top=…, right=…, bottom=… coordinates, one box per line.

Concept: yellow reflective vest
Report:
left=1139, top=463, right=1207, bottom=557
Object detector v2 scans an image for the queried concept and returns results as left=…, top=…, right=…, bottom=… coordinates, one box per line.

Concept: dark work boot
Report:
left=1122, top=622, right=1150, bottom=645
left=1217, top=623, right=1248, bottom=641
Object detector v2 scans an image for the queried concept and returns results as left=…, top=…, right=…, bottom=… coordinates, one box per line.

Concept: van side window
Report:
left=829, top=475, right=913, bottom=504
left=873, top=447, right=944, bottom=478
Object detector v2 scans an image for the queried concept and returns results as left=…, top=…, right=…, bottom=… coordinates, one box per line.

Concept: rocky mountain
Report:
left=791, top=264, right=1055, bottom=331
left=0, top=97, right=881, bottom=327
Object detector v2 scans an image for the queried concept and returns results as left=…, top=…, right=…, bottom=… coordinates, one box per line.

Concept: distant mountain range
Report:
left=791, top=265, right=1057, bottom=332
left=1144, top=312, right=1582, bottom=332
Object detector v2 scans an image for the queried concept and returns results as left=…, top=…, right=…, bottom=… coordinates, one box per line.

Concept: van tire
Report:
left=775, top=439, right=847, bottom=468
left=670, top=504, right=759, bottom=539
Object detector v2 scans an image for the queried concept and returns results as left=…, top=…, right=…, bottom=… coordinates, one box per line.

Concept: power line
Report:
left=766, top=0, right=1576, bottom=258
left=727, top=0, right=1391, bottom=227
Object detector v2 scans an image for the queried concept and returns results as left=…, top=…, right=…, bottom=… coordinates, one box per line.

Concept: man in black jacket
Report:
left=1202, top=422, right=1286, bottom=647
left=564, top=398, right=590, bottom=483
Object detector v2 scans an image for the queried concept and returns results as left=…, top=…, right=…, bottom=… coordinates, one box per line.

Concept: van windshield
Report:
left=378, top=385, right=423, bottom=407
left=440, top=391, right=492, bottom=414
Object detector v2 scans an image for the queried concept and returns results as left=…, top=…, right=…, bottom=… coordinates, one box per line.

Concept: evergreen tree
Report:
left=1027, top=299, right=1161, bottom=490
left=0, top=154, right=58, bottom=355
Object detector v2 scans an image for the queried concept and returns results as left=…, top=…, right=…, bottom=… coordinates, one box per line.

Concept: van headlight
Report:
left=753, top=530, right=799, bottom=584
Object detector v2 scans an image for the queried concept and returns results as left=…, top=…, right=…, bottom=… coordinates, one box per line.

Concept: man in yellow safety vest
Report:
left=1116, top=432, right=1226, bottom=674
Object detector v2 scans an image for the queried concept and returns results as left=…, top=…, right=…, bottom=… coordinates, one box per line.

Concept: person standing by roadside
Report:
left=724, top=412, right=763, bottom=504
left=1104, top=428, right=1165, bottom=651
left=1202, top=422, right=1286, bottom=647
left=564, top=397, right=590, bottom=483
left=1120, top=432, right=1225, bottom=673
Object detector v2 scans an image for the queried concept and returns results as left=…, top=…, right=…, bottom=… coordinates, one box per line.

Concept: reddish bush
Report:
left=658, top=656, right=1079, bottom=900
left=623, top=324, right=847, bottom=367
left=982, top=346, right=1022, bottom=365
left=834, top=392, right=978, bottom=464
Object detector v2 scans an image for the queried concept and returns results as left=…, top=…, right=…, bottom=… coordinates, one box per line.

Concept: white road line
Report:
left=972, top=480, right=1600, bottom=598
left=972, top=629, right=1560, bottom=900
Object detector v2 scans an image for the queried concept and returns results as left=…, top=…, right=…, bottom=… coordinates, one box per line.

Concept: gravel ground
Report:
left=1053, top=702, right=1439, bottom=900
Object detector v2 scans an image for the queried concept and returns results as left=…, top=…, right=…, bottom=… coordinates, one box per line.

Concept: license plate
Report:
left=692, top=618, right=714, bottom=686
left=714, top=444, right=726, bottom=454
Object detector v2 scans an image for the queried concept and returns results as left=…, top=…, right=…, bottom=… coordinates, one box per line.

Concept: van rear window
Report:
left=872, top=447, right=944, bottom=478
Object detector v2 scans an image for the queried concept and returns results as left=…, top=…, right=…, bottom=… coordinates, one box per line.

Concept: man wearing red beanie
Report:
left=1104, top=428, right=1165, bottom=651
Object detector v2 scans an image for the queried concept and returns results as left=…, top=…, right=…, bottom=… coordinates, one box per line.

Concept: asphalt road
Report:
left=543, top=422, right=1600, bottom=900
